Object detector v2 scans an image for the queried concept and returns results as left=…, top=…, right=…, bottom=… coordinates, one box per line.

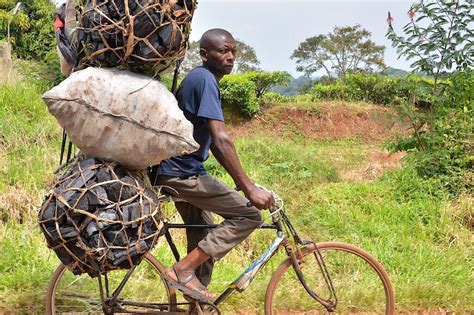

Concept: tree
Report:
left=386, top=0, right=473, bottom=191
left=179, top=40, right=200, bottom=75
left=0, top=0, right=56, bottom=60
left=244, top=71, right=292, bottom=99
left=233, top=40, right=260, bottom=73
left=291, top=24, right=385, bottom=77
left=386, top=1, right=473, bottom=89
left=179, top=39, right=261, bottom=75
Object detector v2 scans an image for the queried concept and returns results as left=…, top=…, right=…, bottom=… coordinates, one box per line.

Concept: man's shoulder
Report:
left=184, top=67, right=217, bottom=86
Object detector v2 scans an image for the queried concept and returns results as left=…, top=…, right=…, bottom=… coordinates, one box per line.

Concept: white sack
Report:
left=43, top=67, right=199, bottom=169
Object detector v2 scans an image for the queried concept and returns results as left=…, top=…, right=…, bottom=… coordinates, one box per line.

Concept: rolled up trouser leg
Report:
left=156, top=174, right=263, bottom=261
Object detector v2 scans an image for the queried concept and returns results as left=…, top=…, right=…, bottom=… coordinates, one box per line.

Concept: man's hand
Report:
left=246, top=184, right=275, bottom=210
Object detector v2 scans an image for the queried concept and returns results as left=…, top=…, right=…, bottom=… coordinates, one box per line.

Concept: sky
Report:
left=51, top=0, right=417, bottom=77
left=189, top=0, right=416, bottom=76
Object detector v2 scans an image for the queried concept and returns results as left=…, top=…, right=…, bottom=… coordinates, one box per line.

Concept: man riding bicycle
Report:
left=150, top=28, right=275, bottom=302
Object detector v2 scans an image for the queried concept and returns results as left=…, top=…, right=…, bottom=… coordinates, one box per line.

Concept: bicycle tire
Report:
left=264, top=242, right=395, bottom=314
left=45, top=253, right=177, bottom=314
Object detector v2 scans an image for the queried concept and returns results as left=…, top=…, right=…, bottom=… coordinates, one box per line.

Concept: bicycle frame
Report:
left=163, top=207, right=337, bottom=311
left=92, top=207, right=338, bottom=313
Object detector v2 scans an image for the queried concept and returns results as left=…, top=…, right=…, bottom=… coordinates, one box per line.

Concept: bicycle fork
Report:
left=285, top=240, right=337, bottom=312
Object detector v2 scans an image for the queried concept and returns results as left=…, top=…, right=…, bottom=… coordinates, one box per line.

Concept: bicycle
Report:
left=45, top=187, right=395, bottom=314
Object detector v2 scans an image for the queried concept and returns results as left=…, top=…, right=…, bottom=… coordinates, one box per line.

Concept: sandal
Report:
left=162, top=267, right=214, bottom=304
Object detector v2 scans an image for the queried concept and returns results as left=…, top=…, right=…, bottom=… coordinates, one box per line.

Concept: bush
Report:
left=311, top=73, right=402, bottom=105
left=220, top=71, right=291, bottom=117
left=289, top=93, right=313, bottom=104
left=388, top=70, right=473, bottom=193
left=262, top=91, right=290, bottom=104
left=1, top=1, right=66, bottom=85
left=311, top=83, right=350, bottom=101
left=0, top=0, right=56, bottom=61
left=220, top=74, right=259, bottom=117
left=243, top=71, right=292, bottom=99
left=310, top=72, right=436, bottom=107
left=341, top=73, right=400, bottom=105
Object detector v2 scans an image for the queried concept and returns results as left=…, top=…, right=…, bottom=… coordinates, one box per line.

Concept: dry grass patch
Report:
left=0, top=186, right=40, bottom=223
left=341, top=150, right=407, bottom=182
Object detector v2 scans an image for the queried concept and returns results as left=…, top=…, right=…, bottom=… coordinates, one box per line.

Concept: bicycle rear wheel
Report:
left=45, top=253, right=176, bottom=314
left=265, top=242, right=395, bottom=314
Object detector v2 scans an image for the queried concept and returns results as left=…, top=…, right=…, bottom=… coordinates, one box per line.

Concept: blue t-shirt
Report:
left=157, top=66, right=224, bottom=177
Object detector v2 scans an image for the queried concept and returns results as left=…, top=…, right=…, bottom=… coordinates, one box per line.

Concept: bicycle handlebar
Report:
left=254, top=184, right=284, bottom=215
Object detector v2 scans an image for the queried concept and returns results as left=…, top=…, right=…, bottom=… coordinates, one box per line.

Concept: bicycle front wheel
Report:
left=45, top=253, right=176, bottom=314
left=265, top=242, right=395, bottom=314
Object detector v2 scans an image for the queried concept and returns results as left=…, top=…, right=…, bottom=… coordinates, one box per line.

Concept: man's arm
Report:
left=207, top=119, right=275, bottom=210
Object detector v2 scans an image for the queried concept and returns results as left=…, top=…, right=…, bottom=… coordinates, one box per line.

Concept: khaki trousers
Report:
left=156, top=174, right=263, bottom=286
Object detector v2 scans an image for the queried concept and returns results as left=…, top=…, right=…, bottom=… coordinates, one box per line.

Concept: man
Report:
left=153, top=29, right=275, bottom=301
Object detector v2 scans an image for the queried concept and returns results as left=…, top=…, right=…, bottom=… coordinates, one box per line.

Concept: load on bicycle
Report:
left=39, top=1, right=395, bottom=314
left=40, top=0, right=197, bottom=277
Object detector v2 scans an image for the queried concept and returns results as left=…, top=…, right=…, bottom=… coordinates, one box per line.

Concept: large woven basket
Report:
left=38, top=155, right=163, bottom=277
left=76, top=0, right=196, bottom=75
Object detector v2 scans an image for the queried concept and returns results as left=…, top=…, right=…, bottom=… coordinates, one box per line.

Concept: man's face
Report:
left=201, top=35, right=236, bottom=78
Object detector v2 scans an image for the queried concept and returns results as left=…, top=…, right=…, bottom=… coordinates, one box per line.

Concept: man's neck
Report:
left=202, top=64, right=223, bottom=82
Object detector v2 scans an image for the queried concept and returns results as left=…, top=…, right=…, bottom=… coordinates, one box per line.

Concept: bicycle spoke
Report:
left=265, top=242, right=394, bottom=314
left=46, top=254, right=176, bottom=314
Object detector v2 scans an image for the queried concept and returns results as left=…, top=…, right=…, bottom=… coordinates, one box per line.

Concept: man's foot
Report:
left=164, top=266, right=215, bottom=301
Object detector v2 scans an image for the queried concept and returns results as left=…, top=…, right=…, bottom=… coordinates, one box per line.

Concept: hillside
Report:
left=271, top=76, right=314, bottom=96
left=0, top=81, right=473, bottom=313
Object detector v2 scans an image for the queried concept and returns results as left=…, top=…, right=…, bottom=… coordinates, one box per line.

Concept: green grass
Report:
left=0, top=82, right=61, bottom=223
left=0, top=222, right=58, bottom=311
left=0, top=80, right=473, bottom=313
left=0, top=82, right=60, bottom=191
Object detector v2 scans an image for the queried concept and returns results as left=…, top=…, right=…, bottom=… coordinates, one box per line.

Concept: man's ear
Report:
left=200, top=48, right=208, bottom=62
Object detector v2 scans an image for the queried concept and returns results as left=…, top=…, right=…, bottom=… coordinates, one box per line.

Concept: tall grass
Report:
left=0, top=81, right=472, bottom=313
left=0, top=82, right=61, bottom=223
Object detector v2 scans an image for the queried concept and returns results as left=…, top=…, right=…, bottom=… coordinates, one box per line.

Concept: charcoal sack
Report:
left=38, top=156, right=163, bottom=277
left=42, top=67, right=199, bottom=170
left=76, top=0, right=196, bottom=75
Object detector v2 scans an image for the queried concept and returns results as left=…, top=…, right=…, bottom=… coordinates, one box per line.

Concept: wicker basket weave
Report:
left=38, top=155, right=163, bottom=277
left=76, top=0, right=196, bottom=75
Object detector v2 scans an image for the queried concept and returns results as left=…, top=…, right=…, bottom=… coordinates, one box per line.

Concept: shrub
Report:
left=243, top=71, right=292, bottom=99
left=310, top=72, right=436, bottom=107
left=290, top=93, right=313, bottom=103
left=0, top=0, right=56, bottom=61
left=341, top=73, right=400, bottom=105
left=385, top=1, right=473, bottom=192
left=1, top=1, right=68, bottom=85
left=311, top=83, right=350, bottom=101
left=388, top=70, right=473, bottom=193
left=220, top=75, right=259, bottom=117
left=262, top=91, right=289, bottom=104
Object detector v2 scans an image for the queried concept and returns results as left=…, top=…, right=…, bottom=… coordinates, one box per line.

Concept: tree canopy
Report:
left=0, top=0, right=56, bottom=60
left=386, top=1, right=473, bottom=80
left=179, top=39, right=260, bottom=75
left=291, top=24, right=385, bottom=77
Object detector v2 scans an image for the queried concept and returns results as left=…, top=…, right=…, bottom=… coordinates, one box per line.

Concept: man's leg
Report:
left=156, top=174, right=262, bottom=299
left=158, top=175, right=263, bottom=261
left=174, top=201, right=214, bottom=287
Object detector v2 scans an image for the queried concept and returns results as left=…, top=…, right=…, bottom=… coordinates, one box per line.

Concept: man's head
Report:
left=199, top=29, right=236, bottom=80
